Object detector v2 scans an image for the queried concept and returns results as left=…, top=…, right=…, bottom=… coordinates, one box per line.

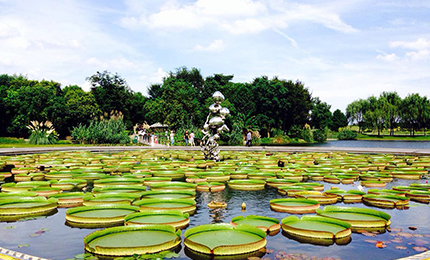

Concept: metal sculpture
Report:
left=201, top=91, right=230, bottom=161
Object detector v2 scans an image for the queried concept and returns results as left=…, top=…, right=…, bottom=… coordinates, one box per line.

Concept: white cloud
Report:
left=405, top=49, right=430, bottom=61
left=121, top=0, right=356, bottom=35
left=376, top=52, right=399, bottom=62
left=390, top=38, right=430, bottom=50
left=194, top=40, right=226, bottom=52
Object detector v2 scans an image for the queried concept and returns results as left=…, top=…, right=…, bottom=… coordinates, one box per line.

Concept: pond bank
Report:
left=2, top=145, right=430, bottom=156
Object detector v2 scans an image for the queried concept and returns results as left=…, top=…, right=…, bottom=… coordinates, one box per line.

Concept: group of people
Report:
left=170, top=130, right=195, bottom=146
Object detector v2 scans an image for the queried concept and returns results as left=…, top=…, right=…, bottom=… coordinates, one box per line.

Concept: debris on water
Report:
left=17, top=244, right=29, bottom=248
left=412, top=246, right=428, bottom=252
left=409, top=226, right=418, bottom=231
left=395, top=246, right=407, bottom=250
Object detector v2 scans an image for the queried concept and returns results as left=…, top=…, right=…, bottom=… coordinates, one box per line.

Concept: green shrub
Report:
left=299, top=128, right=313, bottom=143
left=313, top=128, right=328, bottom=143
left=228, top=124, right=244, bottom=146
left=337, top=130, right=358, bottom=140
left=27, top=121, right=58, bottom=145
left=0, top=137, right=26, bottom=144
left=71, top=117, right=130, bottom=144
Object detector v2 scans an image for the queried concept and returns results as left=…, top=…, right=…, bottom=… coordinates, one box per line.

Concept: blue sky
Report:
left=1, top=0, right=429, bottom=112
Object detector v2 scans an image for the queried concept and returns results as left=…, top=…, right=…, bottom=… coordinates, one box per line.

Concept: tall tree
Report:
left=310, top=97, right=332, bottom=130
left=331, top=109, right=348, bottom=131
left=346, top=99, right=368, bottom=133
left=63, top=85, right=101, bottom=130
left=283, top=80, right=312, bottom=134
left=87, top=71, right=133, bottom=127
left=379, top=91, right=401, bottom=136
left=400, top=93, right=430, bottom=136
left=363, top=96, right=384, bottom=136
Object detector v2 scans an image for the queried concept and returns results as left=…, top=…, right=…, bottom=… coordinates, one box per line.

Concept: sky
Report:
left=1, top=0, right=429, bottom=112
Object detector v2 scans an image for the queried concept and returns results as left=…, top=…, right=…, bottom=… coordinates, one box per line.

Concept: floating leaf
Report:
left=18, top=244, right=29, bottom=248
left=395, top=246, right=407, bottom=250
left=364, top=239, right=378, bottom=243
left=163, top=251, right=179, bottom=258
left=413, top=246, right=428, bottom=252
left=409, top=226, right=418, bottom=231
left=29, top=233, right=40, bottom=237
left=247, top=257, right=261, bottom=260
left=361, top=232, right=377, bottom=237
left=388, top=228, right=402, bottom=232
left=397, top=232, right=414, bottom=238
left=413, top=239, right=430, bottom=246
left=390, top=239, right=403, bottom=243
left=74, top=253, right=88, bottom=259
left=5, top=226, right=16, bottom=229
left=40, top=228, right=50, bottom=232
left=35, top=230, right=45, bottom=234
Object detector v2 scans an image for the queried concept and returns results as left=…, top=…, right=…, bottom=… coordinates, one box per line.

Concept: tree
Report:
left=3, top=77, right=67, bottom=137
left=400, top=93, right=430, bottom=136
left=63, top=85, right=101, bottom=130
left=379, top=91, right=401, bottom=136
left=87, top=71, right=133, bottom=127
left=310, top=97, right=332, bottom=130
left=346, top=99, right=368, bottom=133
left=363, top=96, right=384, bottom=136
left=331, top=109, right=348, bottom=131
left=283, top=81, right=312, bottom=134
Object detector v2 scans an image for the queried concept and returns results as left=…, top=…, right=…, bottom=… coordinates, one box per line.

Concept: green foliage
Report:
left=71, top=113, right=130, bottom=144
left=63, top=85, right=101, bottom=128
left=0, top=137, right=26, bottom=144
left=299, top=126, right=313, bottom=143
left=228, top=124, right=244, bottom=146
left=312, top=128, right=328, bottom=143
left=311, top=97, right=332, bottom=130
left=337, top=130, right=358, bottom=140
left=331, top=109, right=348, bottom=131
left=114, top=251, right=180, bottom=260
left=27, top=121, right=58, bottom=145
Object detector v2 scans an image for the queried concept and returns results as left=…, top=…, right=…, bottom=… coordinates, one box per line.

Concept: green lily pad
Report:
left=18, top=243, right=29, bottom=248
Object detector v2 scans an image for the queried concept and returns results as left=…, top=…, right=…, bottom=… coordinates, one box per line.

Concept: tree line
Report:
left=346, top=92, right=430, bottom=136
left=0, top=67, right=350, bottom=140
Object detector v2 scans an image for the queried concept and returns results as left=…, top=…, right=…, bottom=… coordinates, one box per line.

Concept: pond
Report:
left=1, top=150, right=430, bottom=260
left=315, top=140, right=430, bottom=149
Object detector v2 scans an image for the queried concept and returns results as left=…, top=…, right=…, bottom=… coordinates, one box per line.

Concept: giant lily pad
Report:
left=83, top=193, right=141, bottom=206
left=149, top=182, right=196, bottom=192
left=184, top=223, right=266, bottom=255
left=281, top=215, right=351, bottom=245
left=270, top=198, right=320, bottom=214
left=84, top=225, right=181, bottom=256
left=231, top=215, right=280, bottom=234
left=316, top=206, right=391, bottom=232
left=141, top=190, right=195, bottom=200
left=228, top=180, right=266, bottom=191
left=48, top=192, right=85, bottom=207
left=0, top=197, right=58, bottom=221
left=66, top=204, right=139, bottom=227
left=196, top=182, right=225, bottom=192
left=133, top=198, right=196, bottom=214
left=363, top=194, right=409, bottom=209
left=125, top=210, right=189, bottom=229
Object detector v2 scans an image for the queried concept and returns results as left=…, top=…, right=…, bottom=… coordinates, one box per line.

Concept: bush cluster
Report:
left=71, top=118, right=130, bottom=144
left=337, top=130, right=358, bottom=140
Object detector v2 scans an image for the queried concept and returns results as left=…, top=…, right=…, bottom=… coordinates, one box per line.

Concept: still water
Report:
left=315, top=140, right=430, bottom=149
left=0, top=179, right=429, bottom=260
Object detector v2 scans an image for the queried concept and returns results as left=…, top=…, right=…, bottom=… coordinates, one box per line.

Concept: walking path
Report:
left=1, top=145, right=430, bottom=260
left=2, top=145, right=430, bottom=156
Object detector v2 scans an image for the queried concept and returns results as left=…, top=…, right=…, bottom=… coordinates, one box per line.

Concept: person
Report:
left=189, top=131, right=195, bottom=146
left=138, top=126, right=145, bottom=143
left=184, top=130, right=189, bottom=146
left=170, top=130, right=175, bottom=146
left=246, top=131, right=252, bottom=147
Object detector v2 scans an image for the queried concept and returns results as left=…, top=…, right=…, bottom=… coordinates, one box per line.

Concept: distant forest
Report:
left=0, top=67, right=427, bottom=138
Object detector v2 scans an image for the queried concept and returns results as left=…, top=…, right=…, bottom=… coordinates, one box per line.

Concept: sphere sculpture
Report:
left=201, top=91, right=230, bottom=161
